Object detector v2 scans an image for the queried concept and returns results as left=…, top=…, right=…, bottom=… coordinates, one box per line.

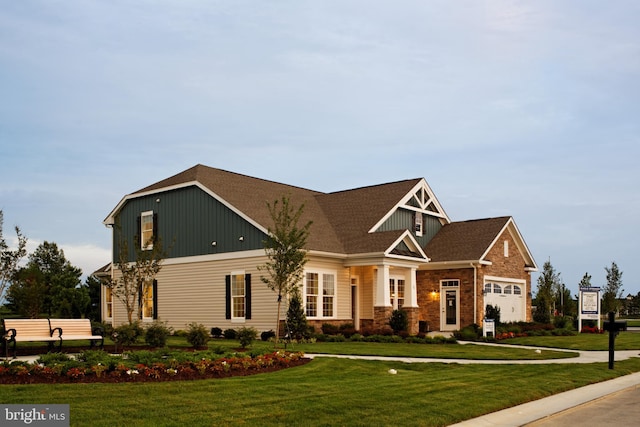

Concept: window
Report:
left=484, top=283, right=492, bottom=294
left=389, top=277, right=405, bottom=309
left=305, top=271, right=336, bottom=319
left=231, top=274, right=245, bottom=319
left=513, top=285, right=522, bottom=295
left=493, top=284, right=502, bottom=294
left=442, top=280, right=459, bottom=287
left=105, top=287, right=113, bottom=319
left=142, top=281, right=154, bottom=319
left=323, top=274, right=335, bottom=317
left=414, top=213, right=423, bottom=237
left=141, top=211, right=154, bottom=250
left=225, top=273, right=251, bottom=321
left=504, top=285, right=512, bottom=295
left=504, top=240, right=509, bottom=257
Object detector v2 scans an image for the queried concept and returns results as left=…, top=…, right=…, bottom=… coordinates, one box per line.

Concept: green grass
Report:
left=291, top=341, right=576, bottom=360
left=1, top=357, right=639, bottom=426
left=502, top=331, right=640, bottom=350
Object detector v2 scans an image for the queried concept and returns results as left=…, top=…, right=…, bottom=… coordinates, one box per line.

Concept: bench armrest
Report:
left=50, top=327, right=62, bottom=338
left=4, top=328, right=16, bottom=340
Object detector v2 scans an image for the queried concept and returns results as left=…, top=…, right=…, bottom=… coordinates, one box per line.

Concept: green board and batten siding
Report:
left=377, top=209, right=442, bottom=247
left=113, top=185, right=267, bottom=262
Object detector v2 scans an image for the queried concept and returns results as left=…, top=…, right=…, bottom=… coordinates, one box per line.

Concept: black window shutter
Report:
left=225, top=275, right=231, bottom=319
left=152, top=280, right=158, bottom=320
left=136, top=216, right=141, bottom=249
left=153, top=213, right=158, bottom=244
left=245, top=274, right=252, bottom=320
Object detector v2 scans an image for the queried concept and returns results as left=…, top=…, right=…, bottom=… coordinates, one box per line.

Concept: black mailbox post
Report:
left=603, top=311, right=627, bottom=369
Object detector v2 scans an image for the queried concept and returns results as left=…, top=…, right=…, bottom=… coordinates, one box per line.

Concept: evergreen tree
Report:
left=578, top=272, right=592, bottom=288
left=286, top=287, right=309, bottom=340
left=25, top=241, right=82, bottom=317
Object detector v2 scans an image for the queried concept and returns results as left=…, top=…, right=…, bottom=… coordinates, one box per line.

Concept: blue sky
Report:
left=1, top=1, right=638, bottom=295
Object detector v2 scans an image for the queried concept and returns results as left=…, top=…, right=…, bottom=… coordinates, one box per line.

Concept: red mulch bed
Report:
left=1, top=345, right=311, bottom=385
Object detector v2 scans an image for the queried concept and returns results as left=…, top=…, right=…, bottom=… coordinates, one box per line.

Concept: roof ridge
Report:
left=325, top=178, right=422, bottom=196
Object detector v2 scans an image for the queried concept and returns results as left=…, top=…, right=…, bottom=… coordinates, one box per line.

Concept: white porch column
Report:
left=375, top=265, right=391, bottom=307
left=405, top=267, right=418, bottom=308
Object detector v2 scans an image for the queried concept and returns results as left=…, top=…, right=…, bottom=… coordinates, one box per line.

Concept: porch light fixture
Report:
left=211, top=241, right=217, bottom=247
left=239, top=236, right=244, bottom=241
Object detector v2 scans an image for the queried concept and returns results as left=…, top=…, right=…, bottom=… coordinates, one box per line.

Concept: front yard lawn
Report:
left=1, top=356, right=639, bottom=426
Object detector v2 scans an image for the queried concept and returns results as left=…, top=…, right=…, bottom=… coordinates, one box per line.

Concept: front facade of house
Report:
left=102, top=164, right=537, bottom=334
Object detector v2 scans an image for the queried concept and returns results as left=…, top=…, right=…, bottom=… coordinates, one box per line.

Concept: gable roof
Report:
left=424, top=216, right=537, bottom=269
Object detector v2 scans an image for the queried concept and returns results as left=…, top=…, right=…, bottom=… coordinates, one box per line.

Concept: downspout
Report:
left=471, top=263, right=478, bottom=324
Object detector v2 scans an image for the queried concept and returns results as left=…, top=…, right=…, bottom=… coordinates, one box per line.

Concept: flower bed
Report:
left=0, top=351, right=308, bottom=384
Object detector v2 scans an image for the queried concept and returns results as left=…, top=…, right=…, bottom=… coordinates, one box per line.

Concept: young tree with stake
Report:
left=260, top=196, right=312, bottom=347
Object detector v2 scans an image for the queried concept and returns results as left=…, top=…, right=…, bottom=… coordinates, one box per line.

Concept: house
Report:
left=102, top=164, right=537, bottom=334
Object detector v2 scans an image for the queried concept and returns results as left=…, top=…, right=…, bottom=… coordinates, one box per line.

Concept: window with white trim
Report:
left=142, top=281, right=154, bottom=319
left=305, top=271, right=336, bottom=318
left=141, top=211, right=154, bottom=250
left=105, top=287, right=113, bottom=319
left=389, top=277, right=405, bottom=309
left=231, top=273, right=246, bottom=319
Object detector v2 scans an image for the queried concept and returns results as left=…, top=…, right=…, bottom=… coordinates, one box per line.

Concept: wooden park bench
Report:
left=48, top=318, right=104, bottom=350
left=2, top=318, right=104, bottom=358
left=2, top=318, right=62, bottom=358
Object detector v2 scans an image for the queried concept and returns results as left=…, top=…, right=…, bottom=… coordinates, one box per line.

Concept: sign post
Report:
left=578, top=287, right=601, bottom=332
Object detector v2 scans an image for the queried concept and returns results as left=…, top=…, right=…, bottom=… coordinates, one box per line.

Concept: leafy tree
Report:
left=106, top=225, right=166, bottom=324
left=285, top=287, right=309, bottom=340
left=23, top=241, right=83, bottom=317
left=534, top=259, right=561, bottom=323
left=0, top=210, right=28, bottom=303
left=260, top=196, right=312, bottom=346
left=578, top=272, right=592, bottom=288
left=602, top=261, right=624, bottom=315
left=5, top=264, right=46, bottom=318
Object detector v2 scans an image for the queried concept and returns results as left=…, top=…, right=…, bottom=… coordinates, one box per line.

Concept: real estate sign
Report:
left=578, top=287, right=601, bottom=332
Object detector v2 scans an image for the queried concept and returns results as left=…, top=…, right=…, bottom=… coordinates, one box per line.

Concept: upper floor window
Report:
left=141, top=211, right=154, bottom=250
left=105, top=287, right=113, bottom=319
left=414, top=213, right=423, bottom=237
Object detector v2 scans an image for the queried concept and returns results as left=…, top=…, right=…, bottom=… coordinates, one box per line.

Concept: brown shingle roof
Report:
left=130, top=165, right=426, bottom=255
left=424, top=217, right=511, bottom=262
left=133, top=164, right=344, bottom=253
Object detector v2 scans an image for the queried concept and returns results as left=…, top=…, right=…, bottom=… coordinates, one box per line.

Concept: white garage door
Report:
left=484, top=282, right=525, bottom=323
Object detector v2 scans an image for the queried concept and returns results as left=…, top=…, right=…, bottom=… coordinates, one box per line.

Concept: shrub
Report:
left=321, top=323, right=339, bottom=335
left=485, top=305, right=501, bottom=325
left=223, top=328, right=237, bottom=339
left=210, top=327, right=223, bottom=338
left=261, top=330, right=276, bottom=341
left=237, top=327, right=258, bottom=348
left=454, top=325, right=480, bottom=341
left=186, top=322, right=210, bottom=348
left=113, top=322, right=144, bottom=347
left=144, top=321, right=172, bottom=347
left=389, top=310, right=408, bottom=333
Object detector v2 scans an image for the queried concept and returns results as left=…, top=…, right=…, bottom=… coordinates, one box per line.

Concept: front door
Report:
left=441, top=288, right=459, bottom=331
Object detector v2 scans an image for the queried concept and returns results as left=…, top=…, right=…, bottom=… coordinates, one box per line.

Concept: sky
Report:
left=1, top=1, right=639, bottom=296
